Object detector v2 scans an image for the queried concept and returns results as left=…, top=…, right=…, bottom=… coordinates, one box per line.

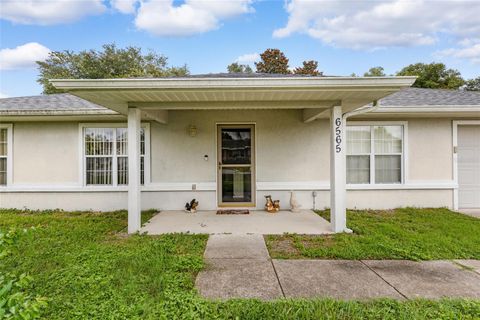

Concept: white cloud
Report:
left=438, top=42, right=480, bottom=64
left=111, top=0, right=138, bottom=14
left=235, top=53, right=260, bottom=64
left=0, top=92, right=9, bottom=99
left=0, top=0, right=105, bottom=25
left=274, top=0, right=480, bottom=50
left=0, top=42, right=51, bottom=70
left=125, top=0, right=254, bottom=36
left=1, top=0, right=253, bottom=35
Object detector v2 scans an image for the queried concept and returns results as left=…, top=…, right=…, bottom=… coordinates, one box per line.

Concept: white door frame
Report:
left=452, top=120, right=480, bottom=210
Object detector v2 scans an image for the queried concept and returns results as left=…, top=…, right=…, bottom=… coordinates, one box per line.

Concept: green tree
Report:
left=227, top=62, right=253, bottom=73
left=396, top=62, right=464, bottom=89
left=364, top=66, right=386, bottom=77
left=255, top=48, right=290, bottom=74
left=464, top=76, right=480, bottom=91
left=294, top=60, right=322, bottom=76
left=37, top=43, right=189, bottom=94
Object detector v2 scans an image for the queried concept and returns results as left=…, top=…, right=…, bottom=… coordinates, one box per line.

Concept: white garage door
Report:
left=458, top=125, right=480, bottom=208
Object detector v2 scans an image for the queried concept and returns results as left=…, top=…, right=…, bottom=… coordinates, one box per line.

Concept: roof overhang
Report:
left=50, top=77, right=416, bottom=119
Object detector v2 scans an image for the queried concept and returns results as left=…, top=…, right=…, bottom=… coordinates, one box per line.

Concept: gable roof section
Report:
left=0, top=93, right=117, bottom=115
left=367, top=87, right=480, bottom=117
left=169, top=72, right=324, bottom=78
left=379, top=87, right=480, bottom=107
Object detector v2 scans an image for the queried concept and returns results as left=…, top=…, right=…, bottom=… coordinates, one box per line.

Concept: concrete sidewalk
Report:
left=195, top=235, right=480, bottom=300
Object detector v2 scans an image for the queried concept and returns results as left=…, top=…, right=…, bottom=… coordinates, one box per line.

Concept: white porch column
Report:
left=330, top=106, right=350, bottom=233
left=128, top=107, right=141, bottom=234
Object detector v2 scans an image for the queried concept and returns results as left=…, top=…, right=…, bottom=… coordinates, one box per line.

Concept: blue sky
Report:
left=1, top=0, right=479, bottom=98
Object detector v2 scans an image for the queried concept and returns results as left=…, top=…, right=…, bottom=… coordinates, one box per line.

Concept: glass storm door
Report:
left=217, top=125, right=255, bottom=207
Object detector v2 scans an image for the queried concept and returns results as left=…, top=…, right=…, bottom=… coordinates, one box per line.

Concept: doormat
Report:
left=216, top=210, right=250, bottom=215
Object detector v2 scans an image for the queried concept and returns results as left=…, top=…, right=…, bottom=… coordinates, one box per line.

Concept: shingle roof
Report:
left=122, top=73, right=327, bottom=79
left=1, top=86, right=479, bottom=116
left=177, top=72, right=325, bottom=78
left=0, top=93, right=117, bottom=115
left=379, top=87, right=480, bottom=106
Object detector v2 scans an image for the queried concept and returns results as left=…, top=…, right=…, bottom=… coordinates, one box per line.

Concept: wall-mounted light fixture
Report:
left=204, top=155, right=209, bottom=161
left=187, top=125, right=197, bottom=137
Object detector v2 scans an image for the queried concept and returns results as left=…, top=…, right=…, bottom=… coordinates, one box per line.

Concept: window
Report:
left=347, top=124, right=404, bottom=184
left=83, top=126, right=147, bottom=186
left=0, top=126, right=11, bottom=185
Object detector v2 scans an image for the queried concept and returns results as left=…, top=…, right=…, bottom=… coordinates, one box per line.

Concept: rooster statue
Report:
left=185, top=199, right=199, bottom=213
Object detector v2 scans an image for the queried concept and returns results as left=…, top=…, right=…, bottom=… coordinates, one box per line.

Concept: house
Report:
left=0, top=74, right=479, bottom=234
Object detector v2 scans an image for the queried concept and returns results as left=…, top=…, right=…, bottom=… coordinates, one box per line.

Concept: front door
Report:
left=217, top=124, right=255, bottom=207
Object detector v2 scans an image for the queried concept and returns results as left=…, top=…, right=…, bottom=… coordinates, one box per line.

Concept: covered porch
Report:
left=141, top=210, right=332, bottom=235
left=51, top=75, right=415, bottom=234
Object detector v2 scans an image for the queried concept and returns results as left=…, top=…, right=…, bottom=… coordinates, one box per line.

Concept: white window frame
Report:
left=346, top=121, right=408, bottom=186
left=0, top=124, right=13, bottom=186
left=79, top=123, right=151, bottom=187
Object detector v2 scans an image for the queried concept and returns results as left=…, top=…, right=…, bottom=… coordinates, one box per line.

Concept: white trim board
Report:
left=452, top=120, right=480, bottom=210
left=258, top=181, right=456, bottom=191
left=51, top=76, right=417, bottom=90
left=0, top=181, right=457, bottom=193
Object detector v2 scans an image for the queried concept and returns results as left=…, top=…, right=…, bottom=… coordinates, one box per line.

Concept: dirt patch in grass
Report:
left=264, top=235, right=301, bottom=258
left=301, top=235, right=336, bottom=249
left=110, top=231, right=130, bottom=240
left=274, top=238, right=298, bottom=254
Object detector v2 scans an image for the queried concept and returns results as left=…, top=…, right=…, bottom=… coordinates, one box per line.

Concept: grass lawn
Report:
left=1, top=208, right=479, bottom=319
left=266, top=208, right=480, bottom=260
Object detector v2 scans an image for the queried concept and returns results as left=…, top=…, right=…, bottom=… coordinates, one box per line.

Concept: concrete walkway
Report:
left=141, top=210, right=332, bottom=235
left=195, top=235, right=480, bottom=300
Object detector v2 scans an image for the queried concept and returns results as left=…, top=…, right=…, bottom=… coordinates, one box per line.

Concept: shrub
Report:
left=0, top=228, right=47, bottom=319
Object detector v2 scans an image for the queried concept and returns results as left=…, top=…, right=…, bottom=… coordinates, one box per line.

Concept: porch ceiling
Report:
left=50, top=76, right=416, bottom=118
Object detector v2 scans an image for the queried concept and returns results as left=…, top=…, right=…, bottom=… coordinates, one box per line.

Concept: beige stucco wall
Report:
left=346, top=189, right=453, bottom=209
left=0, top=113, right=457, bottom=211
left=152, top=113, right=454, bottom=184
left=0, top=189, right=453, bottom=211
left=407, top=119, right=453, bottom=181
left=6, top=114, right=455, bottom=186
left=0, top=191, right=213, bottom=211
left=150, top=110, right=329, bottom=183
left=12, top=122, right=79, bottom=184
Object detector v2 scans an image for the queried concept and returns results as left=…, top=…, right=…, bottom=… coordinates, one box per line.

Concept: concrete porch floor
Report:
left=141, top=209, right=332, bottom=235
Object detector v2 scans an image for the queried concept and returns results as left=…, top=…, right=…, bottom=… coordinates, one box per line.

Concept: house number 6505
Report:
left=335, top=118, right=342, bottom=153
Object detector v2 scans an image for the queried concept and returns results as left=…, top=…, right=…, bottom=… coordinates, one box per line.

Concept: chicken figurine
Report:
left=290, top=191, right=301, bottom=213
left=265, top=195, right=275, bottom=213
left=265, top=195, right=280, bottom=213
left=185, top=199, right=199, bottom=213
left=273, top=200, right=280, bottom=212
